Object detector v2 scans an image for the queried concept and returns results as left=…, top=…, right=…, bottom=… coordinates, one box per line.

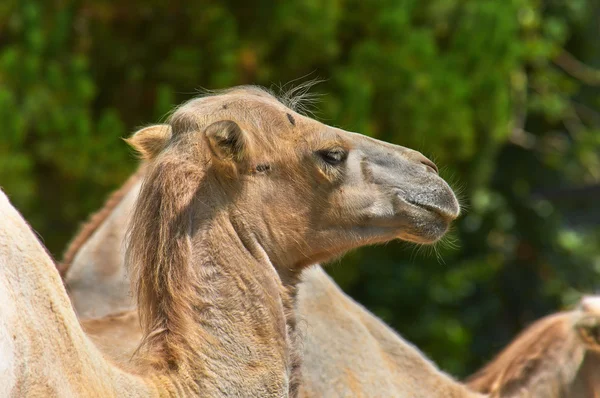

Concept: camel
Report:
left=0, top=86, right=476, bottom=397
left=60, top=136, right=486, bottom=397
left=466, top=295, right=600, bottom=397
left=61, top=134, right=599, bottom=396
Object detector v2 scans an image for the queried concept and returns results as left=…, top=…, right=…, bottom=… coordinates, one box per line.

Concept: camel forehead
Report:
left=176, top=87, right=288, bottom=118
left=170, top=86, right=324, bottom=136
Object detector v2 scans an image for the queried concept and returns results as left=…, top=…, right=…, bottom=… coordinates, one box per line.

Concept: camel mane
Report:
left=126, top=150, right=203, bottom=369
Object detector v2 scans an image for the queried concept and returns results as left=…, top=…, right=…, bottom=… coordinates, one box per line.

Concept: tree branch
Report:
left=554, top=51, right=600, bottom=86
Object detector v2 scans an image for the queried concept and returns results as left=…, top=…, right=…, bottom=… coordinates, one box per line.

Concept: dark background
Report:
left=1, top=0, right=599, bottom=377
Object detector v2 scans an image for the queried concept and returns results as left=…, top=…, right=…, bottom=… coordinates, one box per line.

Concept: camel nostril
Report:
left=421, top=158, right=438, bottom=174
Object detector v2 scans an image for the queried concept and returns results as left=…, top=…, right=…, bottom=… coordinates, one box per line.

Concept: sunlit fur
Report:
left=0, top=190, right=152, bottom=396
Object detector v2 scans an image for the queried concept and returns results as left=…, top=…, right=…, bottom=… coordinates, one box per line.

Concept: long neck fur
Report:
left=126, top=147, right=300, bottom=396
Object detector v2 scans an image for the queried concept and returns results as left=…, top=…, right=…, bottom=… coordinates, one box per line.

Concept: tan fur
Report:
left=0, top=189, right=153, bottom=397
left=59, top=167, right=145, bottom=277
left=297, top=266, right=481, bottom=397
left=82, top=311, right=143, bottom=366
left=4, top=86, right=464, bottom=396
left=466, top=297, right=600, bottom=397
left=124, top=124, right=173, bottom=160
left=62, top=175, right=143, bottom=318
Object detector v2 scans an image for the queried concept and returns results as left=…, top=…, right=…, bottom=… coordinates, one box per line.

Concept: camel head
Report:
left=575, top=295, right=600, bottom=352
left=127, top=86, right=459, bottom=272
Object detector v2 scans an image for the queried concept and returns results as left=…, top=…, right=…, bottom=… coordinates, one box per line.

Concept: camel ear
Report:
left=204, top=120, right=248, bottom=163
left=575, top=316, right=600, bottom=348
left=125, top=124, right=172, bottom=160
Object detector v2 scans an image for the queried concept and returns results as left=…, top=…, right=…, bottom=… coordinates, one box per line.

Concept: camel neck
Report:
left=143, top=214, right=297, bottom=397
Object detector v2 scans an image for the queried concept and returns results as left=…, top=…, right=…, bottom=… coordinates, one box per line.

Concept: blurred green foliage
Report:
left=1, top=0, right=599, bottom=377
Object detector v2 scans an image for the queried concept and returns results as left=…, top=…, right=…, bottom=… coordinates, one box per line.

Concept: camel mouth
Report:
left=391, top=192, right=459, bottom=244
left=405, top=198, right=459, bottom=222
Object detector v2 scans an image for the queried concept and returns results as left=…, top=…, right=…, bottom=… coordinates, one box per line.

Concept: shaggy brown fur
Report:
left=466, top=297, right=600, bottom=397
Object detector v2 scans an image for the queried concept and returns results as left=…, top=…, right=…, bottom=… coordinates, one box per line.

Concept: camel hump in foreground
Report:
left=0, top=189, right=151, bottom=396
left=466, top=296, right=600, bottom=397
left=2, top=86, right=465, bottom=397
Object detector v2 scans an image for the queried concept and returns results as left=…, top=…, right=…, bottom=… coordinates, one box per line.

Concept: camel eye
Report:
left=318, top=148, right=347, bottom=166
